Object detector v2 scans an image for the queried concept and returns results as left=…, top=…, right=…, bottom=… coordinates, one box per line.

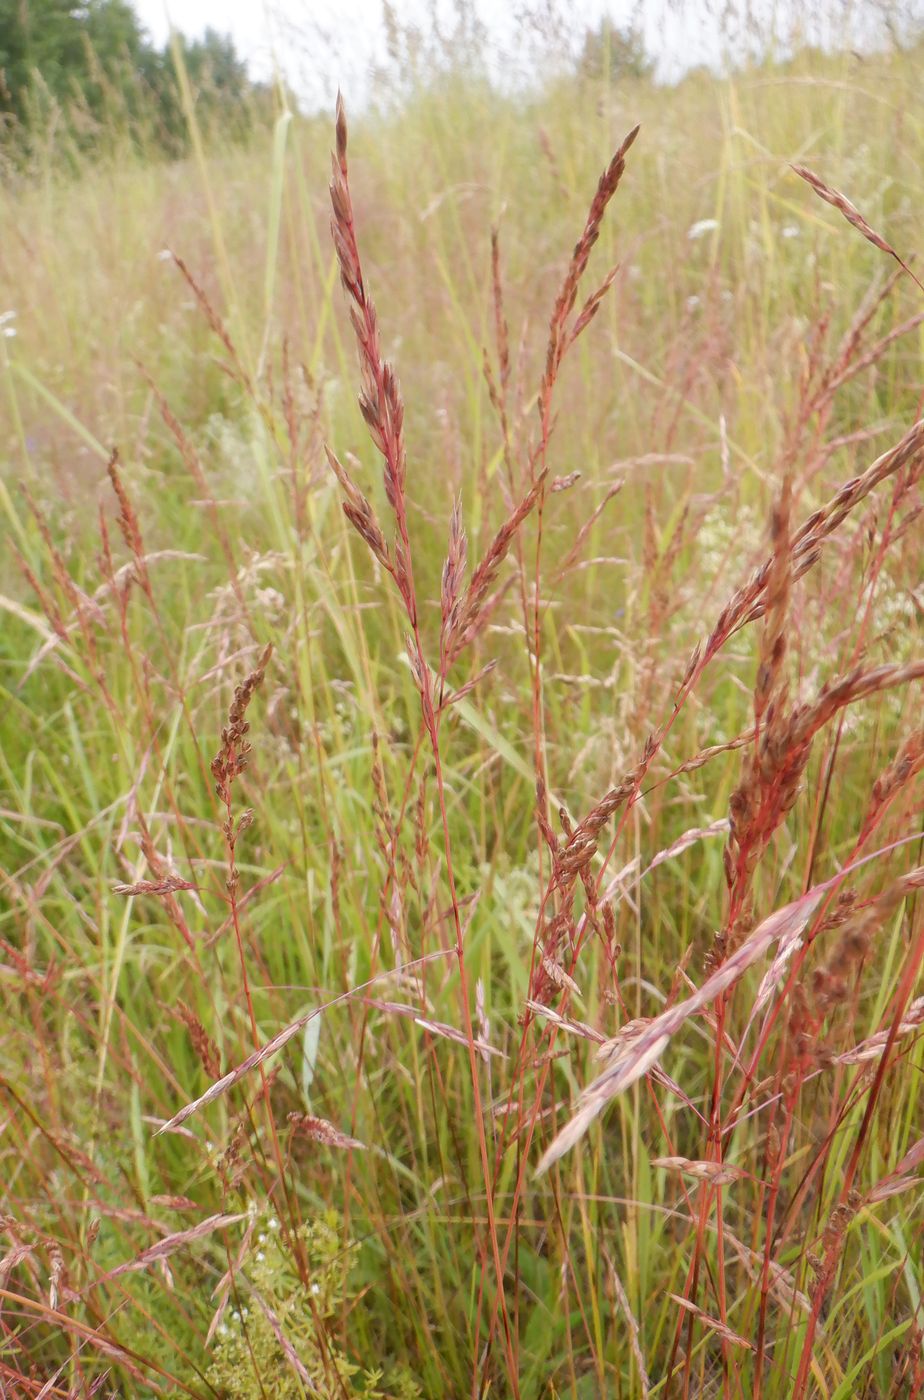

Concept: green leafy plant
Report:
left=207, top=1210, right=421, bottom=1399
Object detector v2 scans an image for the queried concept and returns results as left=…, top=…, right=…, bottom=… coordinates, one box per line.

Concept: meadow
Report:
left=1, top=26, right=923, bottom=1399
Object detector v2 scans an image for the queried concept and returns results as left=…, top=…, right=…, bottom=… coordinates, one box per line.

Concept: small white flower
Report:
left=310, top=1282, right=320, bottom=1295
left=0, top=310, right=16, bottom=326
left=687, top=218, right=719, bottom=241
left=256, top=1251, right=265, bottom=1262
left=268, top=1217, right=279, bottom=1230
left=782, top=224, right=801, bottom=239
left=2, top=327, right=16, bottom=339
left=157, top=248, right=173, bottom=262
left=686, top=295, right=701, bottom=312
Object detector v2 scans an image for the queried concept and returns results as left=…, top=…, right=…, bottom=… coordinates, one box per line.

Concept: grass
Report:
left=1, top=28, right=923, bottom=1400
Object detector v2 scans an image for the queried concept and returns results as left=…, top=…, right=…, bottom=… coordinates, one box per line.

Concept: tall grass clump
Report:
left=1, top=29, right=923, bottom=1399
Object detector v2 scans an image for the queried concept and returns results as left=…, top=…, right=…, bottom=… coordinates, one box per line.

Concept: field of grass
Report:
left=1, top=27, right=923, bottom=1399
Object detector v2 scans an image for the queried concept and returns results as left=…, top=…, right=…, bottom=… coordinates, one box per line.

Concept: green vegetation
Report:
left=0, top=0, right=266, bottom=157
left=1, top=14, right=923, bottom=1398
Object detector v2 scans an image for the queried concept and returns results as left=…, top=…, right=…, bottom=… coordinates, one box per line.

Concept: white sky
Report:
left=130, top=0, right=734, bottom=106
left=130, top=0, right=915, bottom=109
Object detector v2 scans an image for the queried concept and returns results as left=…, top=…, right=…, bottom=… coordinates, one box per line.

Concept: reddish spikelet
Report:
left=207, top=1211, right=256, bottom=1344
left=329, top=94, right=415, bottom=620
left=169, top=251, right=254, bottom=393
left=413, top=773, right=429, bottom=873
left=555, top=730, right=662, bottom=886
left=534, top=779, right=561, bottom=857
left=669, top=1295, right=755, bottom=1351
left=813, top=868, right=924, bottom=1020
left=0, top=1238, right=34, bottom=1286
left=792, top=164, right=924, bottom=294
left=665, top=730, right=755, bottom=780
left=543, top=124, right=639, bottom=402
left=652, top=1157, right=749, bottom=1186
left=287, top=1113, right=365, bottom=1150
left=828, top=308, right=924, bottom=398
left=15, top=546, right=68, bottom=642
left=129, top=812, right=197, bottom=951
left=97, top=501, right=117, bottom=591
left=174, top=1001, right=222, bottom=1080
left=210, top=642, right=273, bottom=915
left=324, top=445, right=392, bottom=571
left=867, top=727, right=924, bottom=821
left=721, top=476, right=794, bottom=940
left=794, top=662, right=924, bottom=743
left=440, top=495, right=467, bottom=670
left=211, top=643, right=273, bottom=805
left=725, top=663, right=924, bottom=924
left=142, top=371, right=209, bottom=497
left=554, top=480, right=622, bottom=581
left=675, top=416, right=924, bottom=709
left=791, top=417, right=924, bottom=555
left=23, top=493, right=83, bottom=616
left=106, top=449, right=153, bottom=601
left=156, top=952, right=452, bottom=1134
left=97, top=1212, right=247, bottom=1284
left=754, top=476, right=792, bottom=725
left=19, top=495, right=123, bottom=725
left=569, top=262, right=620, bottom=344
left=47, top=1241, right=65, bottom=1310
left=867, top=1134, right=924, bottom=1203
left=811, top=1189, right=863, bottom=1288
left=364, top=999, right=503, bottom=1057
left=113, top=877, right=197, bottom=897
left=440, top=659, right=497, bottom=710
left=827, top=264, right=903, bottom=387
left=526, top=999, right=605, bottom=1044
left=370, top=730, right=396, bottom=872
left=483, top=226, right=520, bottom=516
left=447, top=468, right=548, bottom=662
left=536, top=886, right=826, bottom=1173
left=539, top=952, right=582, bottom=999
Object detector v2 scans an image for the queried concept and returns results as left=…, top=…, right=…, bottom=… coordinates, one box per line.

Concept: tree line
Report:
left=0, top=0, right=273, bottom=155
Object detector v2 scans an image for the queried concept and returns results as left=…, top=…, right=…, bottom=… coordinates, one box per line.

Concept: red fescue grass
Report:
left=322, top=93, right=924, bottom=1397
left=2, top=48, right=924, bottom=1400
